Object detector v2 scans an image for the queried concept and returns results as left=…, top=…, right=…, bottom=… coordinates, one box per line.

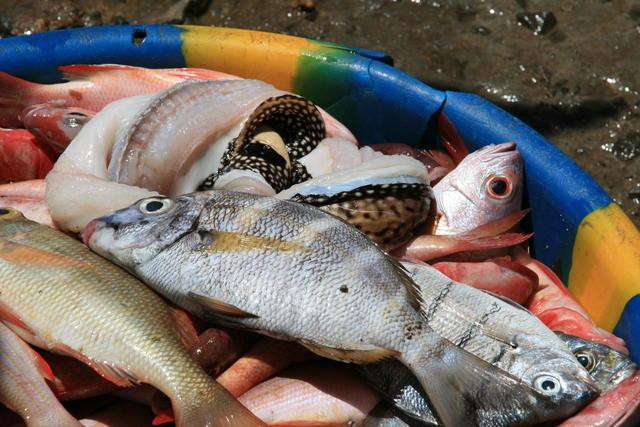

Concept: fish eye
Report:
left=486, top=175, right=512, bottom=200
left=139, top=198, right=173, bottom=215
left=576, top=351, right=596, bottom=372
left=533, top=374, right=562, bottom=395
left=0, top=208, right=22, bottom=219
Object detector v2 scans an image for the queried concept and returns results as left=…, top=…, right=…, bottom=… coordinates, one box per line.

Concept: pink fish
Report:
left=518, top=249, right=629, bottom=354
left=0, top=128, right=53, bottom=183
left=239, top=362, right=380, bottom=426
left=21, top=104, right=96, bottom=154
left=393, top=210, right=532, bottom=261
left=0, top=64, right=238, bottom=127
left=433, top=256, right=538, bottom=305
left=560, top=371, right=640, bottom=426
left=433, top=142, right=523, bottom=235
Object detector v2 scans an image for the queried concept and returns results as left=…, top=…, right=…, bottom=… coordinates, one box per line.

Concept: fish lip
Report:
left=82, top=219, right=101, bottom=245
left=610, top=364, right=637, bottom=386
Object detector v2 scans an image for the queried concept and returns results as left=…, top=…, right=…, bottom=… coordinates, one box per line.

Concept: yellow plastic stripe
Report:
left=178, top=25, right=315, bottom=91
left=569, top=203, right=640, bottom=331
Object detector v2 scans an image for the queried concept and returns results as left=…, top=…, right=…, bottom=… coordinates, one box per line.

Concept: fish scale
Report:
left=0, top=209, right=261, bottom=427
left=87, top=190, right=598, bottom=426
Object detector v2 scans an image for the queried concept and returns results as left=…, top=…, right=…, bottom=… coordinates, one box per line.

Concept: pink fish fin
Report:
left=463, top=209, right=531, bottom=239
left=0, top=179, right=46, bottom=199
left=0, top=71, right=33, bottom=104
left=436, top=113, right=469, bottom=165
left=165, top=68, right=241, bottom=81
left=152, top=409, right=174, bottom=425
left=394, top=232, right=533, bottom=261
left=0, top=302, right=35, bottom=335
left=170, top=307, right=199, bottom=352
left=269, top=423, right=346, bottom=427
left=54, top=342, right=139, bottom=388
left=57, top=64, right=141, bottom=80
left=27, top=345, right=67, bottom=390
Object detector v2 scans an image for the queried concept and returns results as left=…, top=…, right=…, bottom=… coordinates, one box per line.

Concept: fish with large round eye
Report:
left=198, top=94, right=326, bottom=194
left=433, top=142, right=523, bottom=235
left=557, top=332, right=637, bottom=392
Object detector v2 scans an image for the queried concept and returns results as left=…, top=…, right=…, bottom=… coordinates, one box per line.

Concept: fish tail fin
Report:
left=172, top=374, right=265, bottom=427
left=400, top=330, right=549, bottom=427
left=0, top=71, right=37, bottom=126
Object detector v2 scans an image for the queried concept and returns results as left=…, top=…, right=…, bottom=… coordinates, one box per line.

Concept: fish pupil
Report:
left=0, top=208, right=9, bottom=215
left=145, top=201, right=164, bottom=212
left=490, top=179, right=508, bottom=195
left=541, top=380, right=556, bottom=391
left=577, top=355, right=589, bottom=368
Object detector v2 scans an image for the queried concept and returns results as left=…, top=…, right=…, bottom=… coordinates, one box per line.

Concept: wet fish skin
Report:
left=86, top=190, right=596, bottom=427
left=0, top=128, right=53, bottom=183
left=358, top=260, right=598, bottom=425
left=557, top=332, right=636, bottom=392
left=0, top=209, right=262, bottom=427
left=0, top=321, right=81, bottom=427
left=21, top=104, right=96, bottom=154
left=433, top=142, right=522, bottom=235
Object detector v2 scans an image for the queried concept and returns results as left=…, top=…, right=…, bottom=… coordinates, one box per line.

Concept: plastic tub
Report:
left=1, top=24, right=638, bottom=360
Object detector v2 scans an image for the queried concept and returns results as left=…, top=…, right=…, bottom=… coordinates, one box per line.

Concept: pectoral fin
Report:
left=299, top=339, right=399, bottom=363
left=188, top=292, right=259, bottom=319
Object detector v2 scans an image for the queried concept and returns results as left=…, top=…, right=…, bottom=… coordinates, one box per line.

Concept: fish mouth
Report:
left=82, top=219, right=102, bottom=245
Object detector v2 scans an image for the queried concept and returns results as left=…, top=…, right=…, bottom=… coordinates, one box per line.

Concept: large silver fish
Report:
left=85, top=190, right=596, bottom=426
left=557, top=332, right=636, bottom=392
left=359, top=261, right=604, bottom=425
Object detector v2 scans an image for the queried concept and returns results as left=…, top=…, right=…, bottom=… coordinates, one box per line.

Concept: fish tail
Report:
left=0, top=71, right=36, bottom=127
left=172, top=373, right=265, bottom=427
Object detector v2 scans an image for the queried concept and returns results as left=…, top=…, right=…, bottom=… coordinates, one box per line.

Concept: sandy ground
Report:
left=0, top=0, right=638, bottom=226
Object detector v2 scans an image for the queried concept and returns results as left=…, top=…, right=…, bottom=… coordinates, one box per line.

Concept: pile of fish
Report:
left=0, top=64, right=638, bottom=427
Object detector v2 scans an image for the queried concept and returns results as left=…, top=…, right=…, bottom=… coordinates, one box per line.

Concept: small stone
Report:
left=472, top=25, right=491, bottom=35
left=516, top=11, right=557, bottom=35
left=81, top=11, right=103, bottom=27
left=111, top=16, right=129, bottom=25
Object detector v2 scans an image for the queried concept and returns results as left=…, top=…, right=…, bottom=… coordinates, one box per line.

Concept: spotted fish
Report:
left=277, top=151, right=434, bottom=251
left=198, top=95, right=326, bottom=193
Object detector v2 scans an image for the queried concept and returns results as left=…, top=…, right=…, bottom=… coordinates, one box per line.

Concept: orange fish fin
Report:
left=152, top=409, right=175, bottom=425
left=57, top=64, right=140, bottom=80
left=28, top=346, right=57, bottom=383
left=270, top=423, right=345, bottom=427
left=54, top=343, right=139, bottom=388
left=0, top=304, right=34, bottom=335
left=0, top=239, right=92, bottom=269
left=299, top=339, right=399, bottom=363
left=188, top=292, right=259, bottom=319
left=171, top=307, right=199, bottom=352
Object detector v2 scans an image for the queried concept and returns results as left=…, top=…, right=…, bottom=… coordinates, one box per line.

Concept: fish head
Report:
left=557, top=332, right=637, bottom=392
left=0, top=207, right=31, bottom=236
left=21, top=104, right=94, bottom=152
left=510, top=346, right=599, bottom=419
left=434, top=142, right=523, bottom=234
left=83, top=194, right=202, bottom=268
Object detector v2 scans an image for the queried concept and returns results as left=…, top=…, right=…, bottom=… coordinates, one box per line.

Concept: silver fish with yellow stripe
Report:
left=85, top=190, right=596, bottom=427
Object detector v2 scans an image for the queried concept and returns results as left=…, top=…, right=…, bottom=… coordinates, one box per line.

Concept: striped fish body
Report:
left=0, top=208, right=261, bottom=427
left=86, top=190, right=597, bottom=426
